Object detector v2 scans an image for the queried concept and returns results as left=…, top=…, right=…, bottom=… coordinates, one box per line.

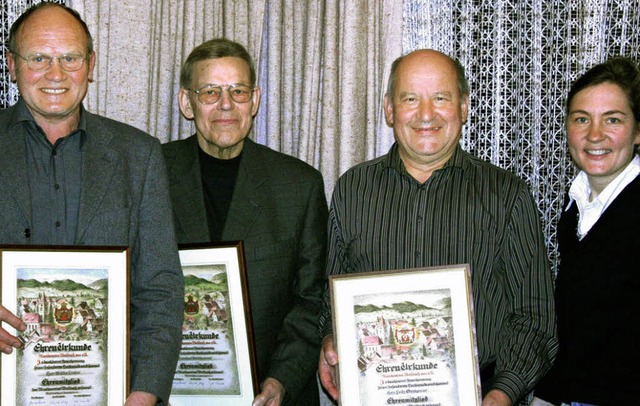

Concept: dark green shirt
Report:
left=12, top=98, right=85, bottom=245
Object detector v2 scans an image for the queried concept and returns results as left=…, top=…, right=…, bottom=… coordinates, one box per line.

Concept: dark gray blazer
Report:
left=163, top=136, right=328, bottom=405
left=0, top=100, right=184, bottom=403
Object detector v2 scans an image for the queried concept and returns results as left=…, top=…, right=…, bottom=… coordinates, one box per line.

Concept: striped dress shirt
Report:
left=319, top=143, right=557, bottom=403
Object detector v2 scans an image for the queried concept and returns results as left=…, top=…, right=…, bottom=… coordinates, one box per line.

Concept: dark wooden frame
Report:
left=170, top=241, right=258, bottom=405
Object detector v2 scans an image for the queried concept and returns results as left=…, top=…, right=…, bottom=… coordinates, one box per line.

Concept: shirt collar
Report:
left=566, top=154, right=640, bottom=211
left=7, top=97, right=36, bottom=127
left=385, top=142, right=466, bottom=180
left=9, top=97, right=88, bottom=144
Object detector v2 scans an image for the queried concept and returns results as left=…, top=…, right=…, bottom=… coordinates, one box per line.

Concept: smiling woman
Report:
left=533, top=57, right=640, bottom=406
left=566, top=82, right=640, bottom=196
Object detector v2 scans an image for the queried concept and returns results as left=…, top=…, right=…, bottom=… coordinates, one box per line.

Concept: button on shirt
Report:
left=19, top=103, right=84, bottom=245
left=567, top=155, right=640, bottom=239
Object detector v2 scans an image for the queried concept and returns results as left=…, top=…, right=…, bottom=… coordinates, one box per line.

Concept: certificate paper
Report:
left=170, top=242, right=257, bottom=406
left=330, top=265, right=481, bottom=406
left=0, top=247, right=129, bottom=406
left=173, top=264, right=241, bottom=395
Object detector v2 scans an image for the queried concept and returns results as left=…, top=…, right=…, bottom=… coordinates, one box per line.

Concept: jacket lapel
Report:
left=75, top=114, right=118, bottom=243
left=165, top=136, right=210, bottom=243
left=222, top=139, right=266, bottom=241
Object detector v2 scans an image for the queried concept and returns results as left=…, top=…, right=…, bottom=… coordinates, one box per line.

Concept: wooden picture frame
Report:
left=170, top=241, right=258, bottom=405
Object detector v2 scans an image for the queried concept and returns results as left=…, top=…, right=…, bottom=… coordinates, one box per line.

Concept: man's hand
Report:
left=318, top=334, right=339, bottom=400
left=252, top=377, right=285, bottom=406
left=482, top=389, right=512, bottom=406
left=0, top=305, right=26, bottom=354
left=124, top=391, right=157, bottom=406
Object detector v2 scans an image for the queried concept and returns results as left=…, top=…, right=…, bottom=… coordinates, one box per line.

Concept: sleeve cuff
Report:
left=489, top=369, right=527, bottom=404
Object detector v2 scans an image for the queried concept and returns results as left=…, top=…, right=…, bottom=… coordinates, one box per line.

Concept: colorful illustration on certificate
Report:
left=15, top=267, right=109, bottom=406
left=173, top=264, right=241, bottom=396
left=353, top=288, right=459, bottom=406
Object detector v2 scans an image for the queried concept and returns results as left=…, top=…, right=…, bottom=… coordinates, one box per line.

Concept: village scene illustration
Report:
left=353, top=288, right=461, bottom=404
left=354, top=288, right=455, bottom=369
left=182, top=265, right=230, bottom=330
left=13, top=267, right=109, bottom=405
left=174, top=264, right=241, bottom=395
left=15, top=267, right=109, bottom=349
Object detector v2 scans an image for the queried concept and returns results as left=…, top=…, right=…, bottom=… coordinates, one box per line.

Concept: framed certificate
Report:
left=330, top=264, right=481, bottom=406
left=0, top=245, right=130, bottom=406
left=170, top=241, right=258, bottom=405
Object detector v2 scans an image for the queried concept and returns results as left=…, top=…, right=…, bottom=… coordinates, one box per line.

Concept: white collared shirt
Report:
left=566, top=155, right=640, bottom=239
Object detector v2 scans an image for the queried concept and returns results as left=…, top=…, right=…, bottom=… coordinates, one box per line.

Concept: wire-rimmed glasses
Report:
left=190, top=84, right=255, bottom=104
left=13, top=52, right=87, bottom=72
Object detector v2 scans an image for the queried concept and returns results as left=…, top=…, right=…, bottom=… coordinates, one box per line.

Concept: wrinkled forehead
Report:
left=16, top=7, right=89, bottom=53
left=395, top=62, right=460, bottom=96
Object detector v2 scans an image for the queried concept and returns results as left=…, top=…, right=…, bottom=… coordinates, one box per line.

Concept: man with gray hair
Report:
left=163, top=38, right=328, bottom=405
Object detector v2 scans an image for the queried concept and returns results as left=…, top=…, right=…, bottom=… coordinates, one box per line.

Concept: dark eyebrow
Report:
left=568, top=109, right=628, bottom=117
left=602, top=110, right=628, bottom=116
left=569, top=109, right=627, bottom=116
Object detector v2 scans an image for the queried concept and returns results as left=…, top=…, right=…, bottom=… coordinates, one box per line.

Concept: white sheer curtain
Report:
left=255, top=1, right=402, bottom=194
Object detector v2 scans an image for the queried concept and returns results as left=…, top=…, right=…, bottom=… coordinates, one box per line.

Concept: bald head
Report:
left=7, top=2, right=93, bottom=55
left=386, top=49, right=469, bottom=103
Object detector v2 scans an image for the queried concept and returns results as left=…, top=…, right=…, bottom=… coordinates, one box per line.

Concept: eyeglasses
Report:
left=13, top=52, right=87, bottom=72
left=190, top=84, right=254, bottom=104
